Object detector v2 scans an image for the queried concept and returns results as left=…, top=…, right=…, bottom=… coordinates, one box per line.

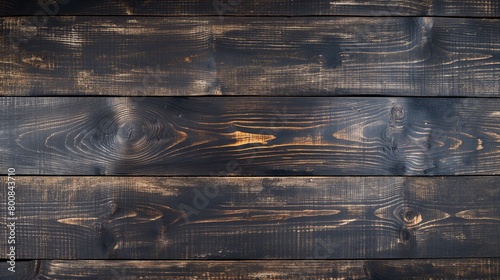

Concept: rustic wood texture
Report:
left=2, top=17, right=500, bottom=96
left=1, top=97, right=499, bottom=176
left=0, top=176, right=498, bottom=259
left=1, top=0, right=500, bottom=17
left=2, top=259, right=499, bottom=279
left=0, top=259, right=486, bottom=279
left=1, top=2, right=499, bottom=279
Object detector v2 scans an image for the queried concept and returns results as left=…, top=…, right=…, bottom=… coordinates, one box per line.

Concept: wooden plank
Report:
left=2, top=17, right=500, bottom=97
left=31, top=259, right=500, bottom=279
left=1, top=97, right=499, bottom=176
left=0, top=176, right=498, bottom=259
left=1, top=0, right=500, bottom=17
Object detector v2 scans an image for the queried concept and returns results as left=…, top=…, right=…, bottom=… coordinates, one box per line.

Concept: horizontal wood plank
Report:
left=1, top=97, right=499, bottom=176
left=0, top=259, right=484, bottom=279
left=2, top=17, right=500, bottom=96
left=0, top=176, right=498, bottom=259
left=2, top=259, right=499, bottom=279
left=1, top=0, right=500, bottom=17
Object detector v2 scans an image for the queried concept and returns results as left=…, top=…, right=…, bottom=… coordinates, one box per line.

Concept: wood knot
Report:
left=390, top=104, right=405, bottom=127
left=399, top=226, right=415, bottom=246
left=117, top=121, right=145, bottom=143
left=94, top=222, right=104, bottom=232
left=108, top=201, right=119, bottom=215
left=396, top=206, right=422, bottom=227
left=402, top=208, right=422, bottom=226
left=307, top=42, right=342, bottom=68
left=419, top=17, right=434, bottom=32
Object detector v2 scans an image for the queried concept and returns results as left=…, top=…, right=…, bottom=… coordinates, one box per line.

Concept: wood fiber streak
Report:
left=2, top=17, right=500, bottom=96
left=1, top=97, right=499, bottom=176
left=30, top=259, right=500, bottom=279
left=0, top=0, right=500, bottom=17
left=0, top=177, right=498, bottom=259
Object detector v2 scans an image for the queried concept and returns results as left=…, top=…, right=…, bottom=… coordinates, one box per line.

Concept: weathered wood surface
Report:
left=0, top=176, right=498, bottom=259
left=2, top=259, right=499, bottom=280
left=2, top=17, right=500, bottom=96
left=1, top=97, right=499, bottom=176
left=1, top=0, right=500, bottom=17
left=0, top=259, right=496, bottom=280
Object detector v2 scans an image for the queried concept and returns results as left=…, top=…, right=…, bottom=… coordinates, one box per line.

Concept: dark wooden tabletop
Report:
left=0, top=1, right=499, bottom=279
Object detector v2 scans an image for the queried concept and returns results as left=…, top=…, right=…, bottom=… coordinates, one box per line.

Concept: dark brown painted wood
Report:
left=2, top=17, right=500, bottom=97
left=0, top=176, right=498, bottom=259
left=1, top=97, right=499, bottom=176
left=19, top=259, right=496, bottom=279
left=1, top=0, right=500, bottom=17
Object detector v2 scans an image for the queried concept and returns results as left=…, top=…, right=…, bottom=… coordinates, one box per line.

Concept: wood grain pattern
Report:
left=0, top=176, right=498, bottom=259
left=2, top=259, right=499, bottom=279
left=2, top=17, right=500, bottom=96
left=0, top=259, right=482, bottom=279
left=0, top=1, right=498, bottom=279
left=1, top=0, right=500, bottom=17
left=1, top=97, right=499, bottom=176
